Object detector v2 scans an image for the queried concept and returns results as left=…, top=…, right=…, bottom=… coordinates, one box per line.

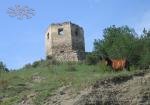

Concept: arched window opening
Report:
left=58, top=28, right=64, bottom=35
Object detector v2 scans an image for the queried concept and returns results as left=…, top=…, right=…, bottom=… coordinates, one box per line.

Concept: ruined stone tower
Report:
left=45, top=22, right=85, bottom=61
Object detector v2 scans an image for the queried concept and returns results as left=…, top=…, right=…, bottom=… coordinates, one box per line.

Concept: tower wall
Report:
left=45, top=22, right=85, bottom=61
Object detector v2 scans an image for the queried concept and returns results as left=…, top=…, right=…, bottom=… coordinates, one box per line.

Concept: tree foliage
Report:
left=94, top=25, right=150, bottom=68
left=94, top=25, right=137, bottom=60
left=85, top=52, right=101, bottom=65
left=138, top=30, right=150, bottom=68
left=0, top=61, right=9, bottom=72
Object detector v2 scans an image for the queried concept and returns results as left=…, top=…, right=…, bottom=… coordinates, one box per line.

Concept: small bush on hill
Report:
left=23, top=63, right=32, bottom=69
left=99, top=62, right=111, bottom=73
left=85, top=53, right=100, bottom=65
left=0, top=61, right=9, bottom=72
left=32, top=61, right=40, bottom=68
left=23, top=57, right=60, bottom=69
left=46, top=56, right=59, bottom=65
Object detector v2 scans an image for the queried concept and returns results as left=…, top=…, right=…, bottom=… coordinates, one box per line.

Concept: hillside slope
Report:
left=45, top=70, right=150, bottom=105
left=0, top=63, right=150, bottom=105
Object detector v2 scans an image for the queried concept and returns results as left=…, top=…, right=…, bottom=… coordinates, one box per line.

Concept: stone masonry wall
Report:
left=45, top=22, right=85, bottom=61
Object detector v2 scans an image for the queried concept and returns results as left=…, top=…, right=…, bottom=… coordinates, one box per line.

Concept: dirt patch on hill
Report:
left=44, top=84, right=93, bottom=105
left=44, top=70, right=150, bottom=105
left=74, top=70, right=150, bottom=105
left=15, top=70, right=150, bottom=105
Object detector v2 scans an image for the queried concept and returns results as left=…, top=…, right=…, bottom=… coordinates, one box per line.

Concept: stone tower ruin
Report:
left=45, top=22, right=85, bottom=61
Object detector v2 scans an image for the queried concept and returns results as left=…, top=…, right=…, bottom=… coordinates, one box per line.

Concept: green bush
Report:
left=85, top=53, right=100, bottom=65
left=25, top=58, right=59, bottom=69
left=99, top=62, right=112, bottom=73
left=23, top=63, right=32, bottom=69
left=0, top=61, right=9, bottom=72
left=139, top=52, right=150, bottom=69
left=46, top=56, right=59, bottom=65
left=32, top=61, right=41, bottom=68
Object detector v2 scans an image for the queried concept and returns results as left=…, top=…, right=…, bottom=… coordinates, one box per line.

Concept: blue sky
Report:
left=0, top=0, right=150, bottom=69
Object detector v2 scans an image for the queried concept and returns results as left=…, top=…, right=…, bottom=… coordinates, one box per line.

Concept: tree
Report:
left=94, top=25, right=138, bottom=65
left=138, top=29, right=150, bottom=68
left=0, top=61, right=9, bottom=72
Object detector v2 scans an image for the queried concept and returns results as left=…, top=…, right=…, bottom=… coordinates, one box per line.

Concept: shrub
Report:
left=139, top=52, right=150, bottom=69
left=23, top=63, right=32, bottom=69
left=32, top=61, right=41, bottom=68
left=0, top=61, right=9, bottom=72
left=128, top=65, right=139, bottom=71
left=85, top=53, right=100, bottom=65
left=46, top=56, right=59, bottom=65
left=99, top=62, right=112, bottom=73
left=46, top=55, right=53, bottom=60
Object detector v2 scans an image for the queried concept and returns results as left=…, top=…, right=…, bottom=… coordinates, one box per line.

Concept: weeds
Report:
left=0, top=61, right=140, bottom=105
left=66, top=64, right=77, bottom=72
left=0, top=79, right=8, bottom=89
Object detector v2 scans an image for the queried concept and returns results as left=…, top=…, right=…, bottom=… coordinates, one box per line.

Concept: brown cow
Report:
left=104, top=57, right=130, bottom=71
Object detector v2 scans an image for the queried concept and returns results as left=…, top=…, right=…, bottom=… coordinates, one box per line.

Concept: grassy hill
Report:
left=0, top=60, right=145, bottom=105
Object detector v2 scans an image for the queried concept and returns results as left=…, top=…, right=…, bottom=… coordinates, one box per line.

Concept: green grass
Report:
left=0, top=62, right=139, bottom=105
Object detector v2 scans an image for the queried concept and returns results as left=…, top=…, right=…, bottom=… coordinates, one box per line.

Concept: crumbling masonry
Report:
left=45, top=22, right=85, bottom=61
